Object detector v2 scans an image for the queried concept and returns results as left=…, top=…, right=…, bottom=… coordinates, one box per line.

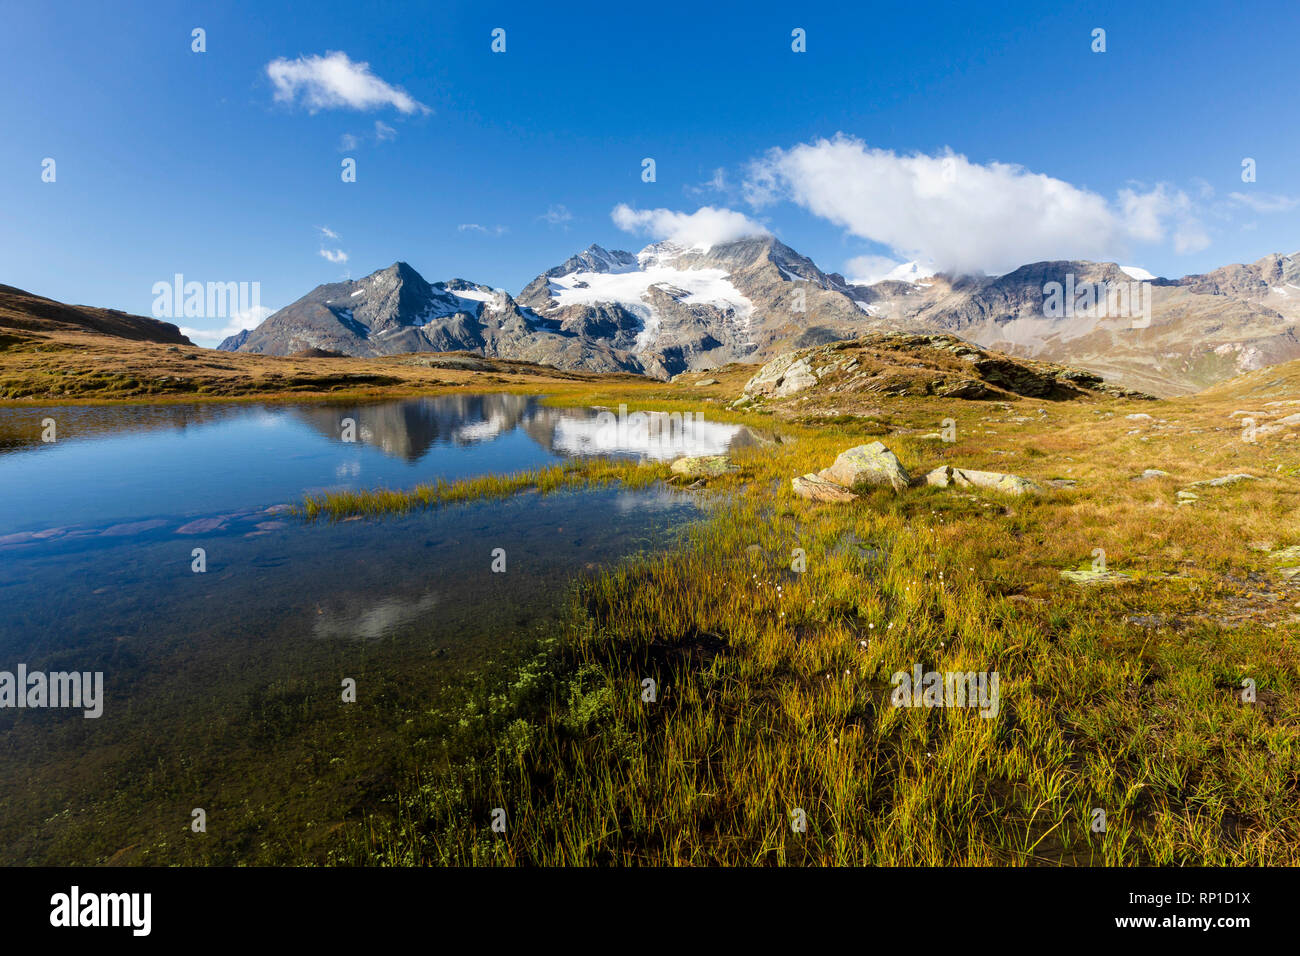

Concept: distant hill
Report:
left=0, top=284, right=192, bottom=345
left=1198, top=355, right=1300, bottom=403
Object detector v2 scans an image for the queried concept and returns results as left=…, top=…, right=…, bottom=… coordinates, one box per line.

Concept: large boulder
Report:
left=744, top=353, right=818, bottom=398
left=818, top=442, right=910, bottom=493
left=925, top=465, right=1042, bottom=496
left=792, top=473, right=859, bottom=503
left=670, top=455, right=737, bottom=478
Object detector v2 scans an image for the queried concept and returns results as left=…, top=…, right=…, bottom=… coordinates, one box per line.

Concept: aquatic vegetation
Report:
left=299, top=458, right=672, bottom=519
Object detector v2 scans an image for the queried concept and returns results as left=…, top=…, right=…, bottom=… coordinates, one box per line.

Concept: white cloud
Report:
left=540, top=204, right=573, bottom=227
left=374, top=120, right=397, bottom=142
left=317, top=225, right=340, bottom=240
left=1117, top=182, right=1209, bottom=253
left=319, top=248, right=348, bottom=264
left=267, top=51, right=430, bottom=114
left=1227, top=191, right=1300, bottom=214
left=844, top=255, right=907, bottom=285
left=1173, top=220, right=1211, bottom=254
left=686, top=167, right=728, bottom=197
left=181, top=306, right=274, bottom=347
left=744, top=135, right=1208, bottom=275
left=611, top=204, right=768, bottom=250
left=458, top=223, right=508, bottom=236
left=338, top=133, right=360, bottom=151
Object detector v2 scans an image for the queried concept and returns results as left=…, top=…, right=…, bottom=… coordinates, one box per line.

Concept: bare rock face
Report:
left=925, top=465, right=1042, bottom=495
left=819, top=442, right=910, bottom=493
left=744, top=353, right=819, bottom=398
left=791, top=473, right=860, bottom=502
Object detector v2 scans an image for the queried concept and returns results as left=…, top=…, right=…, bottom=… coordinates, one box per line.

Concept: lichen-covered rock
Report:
left=669, top=455, right=737, bottom=478
left=925, top=465, right=1042, bottom=495
left=819, top=442, right=910, bottom=493
left=1060, top=568, right=1132, bottom=585
left=791, top=473, right=859, bottom=502
left=1191, top=473, right=1259, bottom=487
left=1273, top=545, right=1300, bottom=579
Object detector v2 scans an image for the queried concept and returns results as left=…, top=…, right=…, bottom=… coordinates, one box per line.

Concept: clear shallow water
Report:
left=0, top=394, right=748, bottom=864
left=0, top=393, right=758, bottom=537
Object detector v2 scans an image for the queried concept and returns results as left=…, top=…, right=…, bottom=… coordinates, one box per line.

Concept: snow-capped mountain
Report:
left=515, top=235, right=890, bottom=375
left=219, top=245, right=1300, bottom=395
left=218, top=261, right=652, bottom=375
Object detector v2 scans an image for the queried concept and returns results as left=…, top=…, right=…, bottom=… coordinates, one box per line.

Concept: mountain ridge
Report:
left=217, top=241, right=1300, bottom=396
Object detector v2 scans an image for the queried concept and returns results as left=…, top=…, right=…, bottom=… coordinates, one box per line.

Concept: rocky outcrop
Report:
left=1190, top=473, right=1259, bottom=487
left=742, top=333, right=1144, bottom=407
left=791, top=473, right=860, bottom=502
left=925, top=465, right=1043, bottom=495
left=743, top=353, right=819, bottom=398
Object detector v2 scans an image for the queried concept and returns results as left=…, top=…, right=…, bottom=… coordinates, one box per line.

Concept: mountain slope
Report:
left=0, top=284, right=192, bottom=345
left=852, top=254, right=1300, bottom=395
left=220, top=261, right=652, bottom=376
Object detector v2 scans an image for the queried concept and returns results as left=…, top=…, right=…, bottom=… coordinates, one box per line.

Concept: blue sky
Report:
left=1, top=0, right=1296, bottom=343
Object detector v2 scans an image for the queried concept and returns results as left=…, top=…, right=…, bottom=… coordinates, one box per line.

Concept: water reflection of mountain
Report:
left=2, top=393, right=764, bottom=463
left=290, top=394, right=541, bottom=461
left=0, top=403, right=255, bottom=455
left=292, top=394, right=762, bottom=462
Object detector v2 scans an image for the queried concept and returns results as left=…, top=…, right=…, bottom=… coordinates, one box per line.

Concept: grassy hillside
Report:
left=0, top=284, right=192, bottom=345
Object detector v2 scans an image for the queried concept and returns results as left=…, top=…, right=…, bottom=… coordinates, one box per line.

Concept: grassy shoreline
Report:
left=320, top=384, right=1299, bottom=865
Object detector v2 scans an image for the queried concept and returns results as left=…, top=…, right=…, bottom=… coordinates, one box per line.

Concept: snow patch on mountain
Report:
left=1120, top=265, right=1157, bottom=281
left=547, top=259, right=754, bottom=352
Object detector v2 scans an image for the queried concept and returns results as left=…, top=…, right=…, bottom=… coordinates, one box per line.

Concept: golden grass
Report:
left=328, top=375, right=1300, bottom=866
left=299, top=458, right=672, bottom=519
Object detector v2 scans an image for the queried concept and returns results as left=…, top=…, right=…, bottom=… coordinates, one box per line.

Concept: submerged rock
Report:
left=925, top=465, right=1042, bottom=495
left=792, top=473, right=860, bottom=503
left=818, top=442, right=910, bottom=493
